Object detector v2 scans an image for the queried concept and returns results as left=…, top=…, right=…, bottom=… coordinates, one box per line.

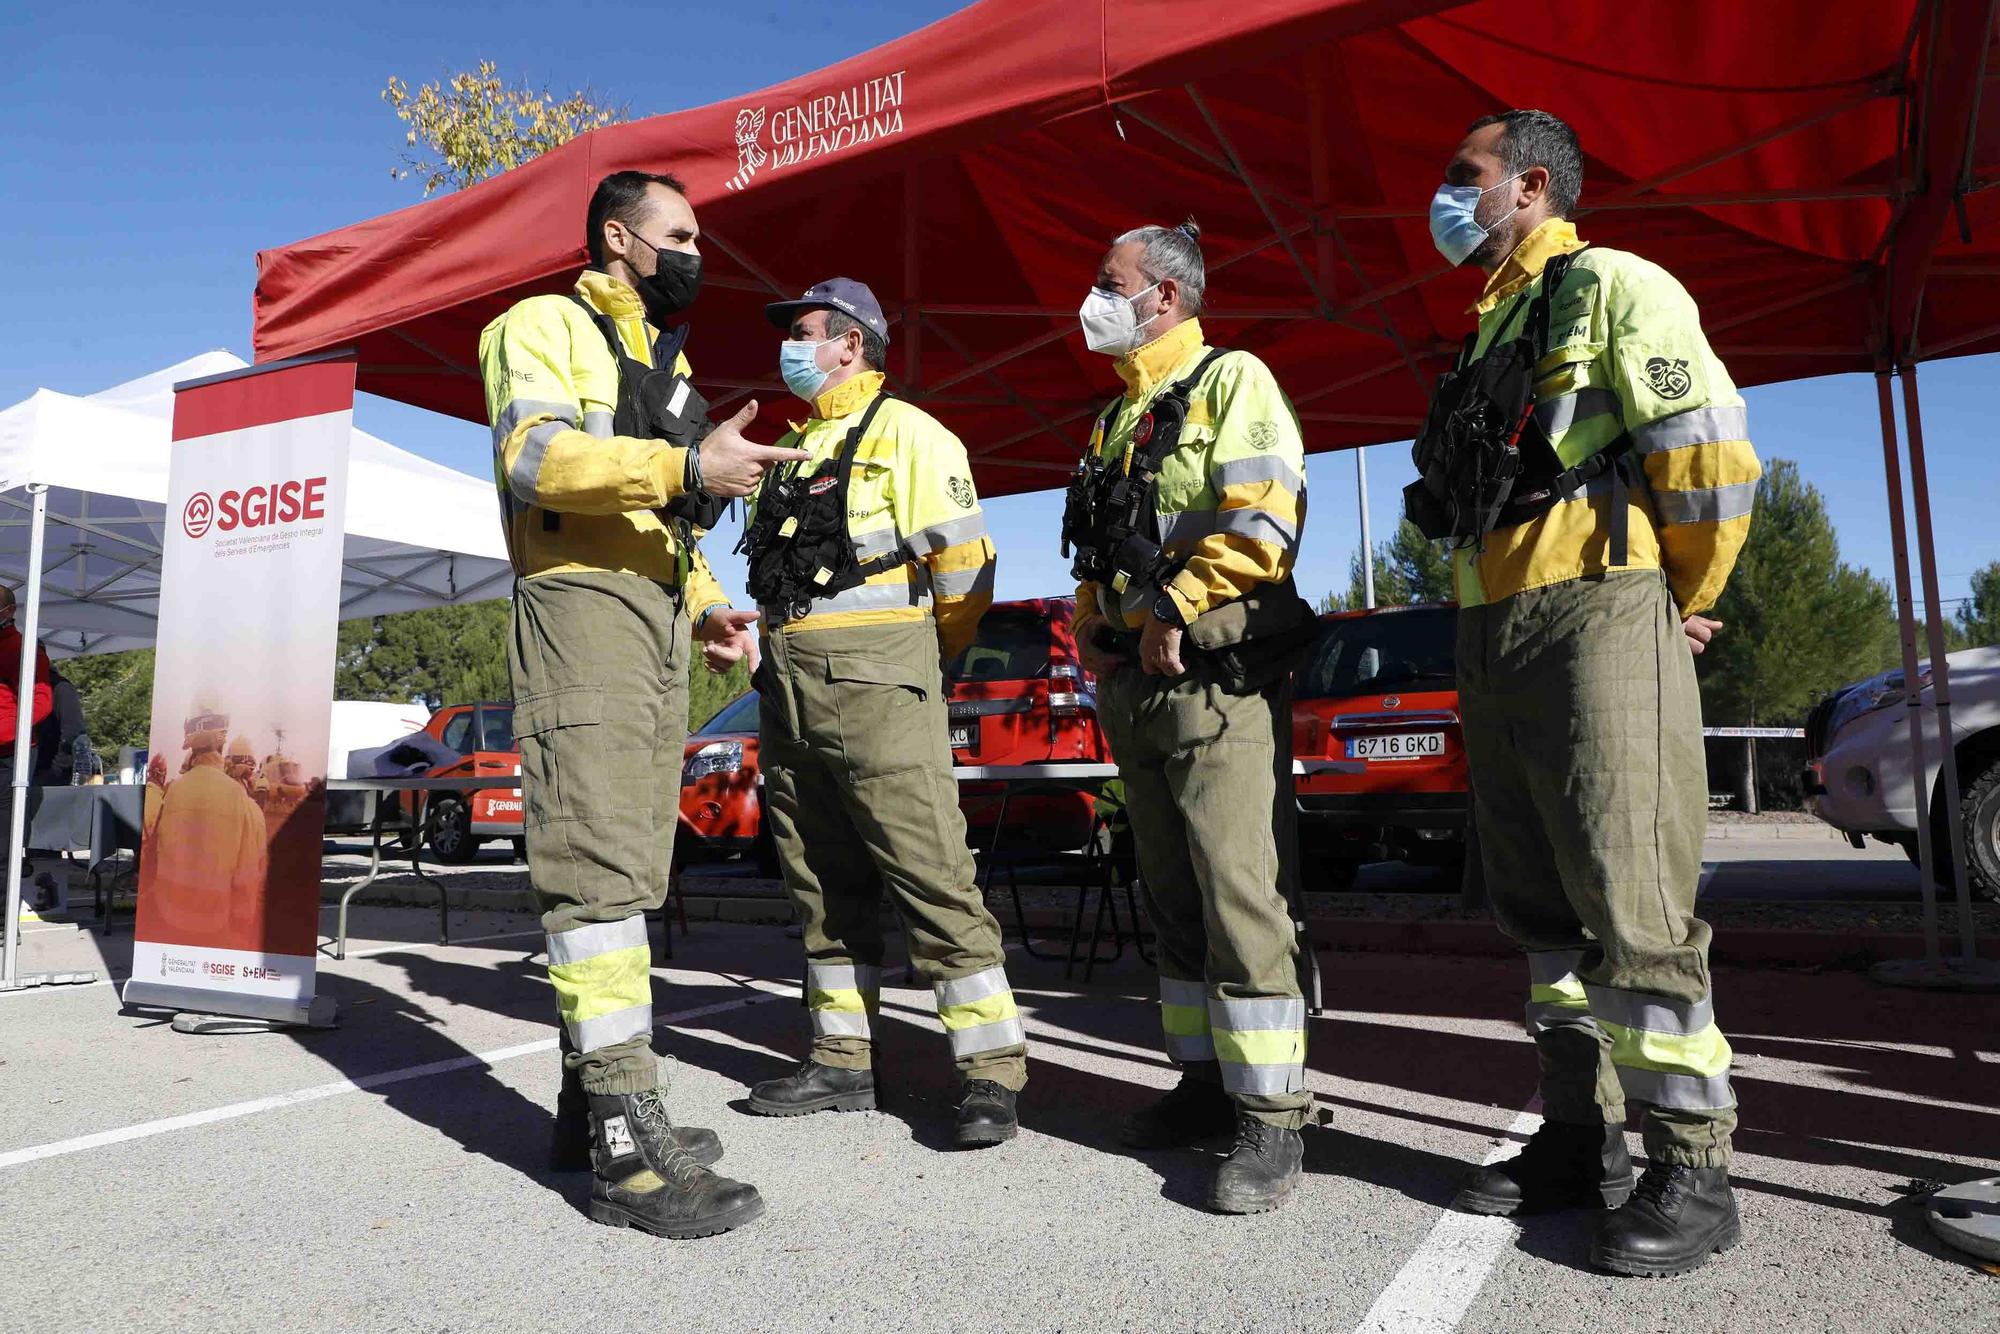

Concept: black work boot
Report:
left=1455, top=1120, right=1634, bottom=1216
left=1591, top=1161, right=1741, bottom=1276
left=1120, top=1066, right=1236, bottom=1149
left=954, top=1080, right=1018, bottom=1148
left=1208, top=1112, right=1304, bottom=1214
left=551, top=1067, right=721, bottom=1172
left=746, top=1059, right=877, bottom=1116
left=586, top=1089, right=764, bottom=1238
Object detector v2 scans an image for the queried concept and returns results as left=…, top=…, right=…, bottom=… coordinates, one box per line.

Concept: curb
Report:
left=1704, top=823, right=1849, bottom=842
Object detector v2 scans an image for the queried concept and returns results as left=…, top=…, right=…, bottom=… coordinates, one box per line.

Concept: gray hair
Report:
left=822, top=309, right=888, bottom=372
left=1466, top=110, right=1583, bottom=218
left=1115, top=218, right=1205, bottom=316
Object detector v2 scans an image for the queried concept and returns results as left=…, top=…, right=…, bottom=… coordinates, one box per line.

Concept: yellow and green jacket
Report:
left=1072, top=319, right=1307, bottom=630
left=1456, top=219, right=1760, bottom=614
left=756, top=372, right=995, bottom=660
left=477, top=270, right=728, bottom=618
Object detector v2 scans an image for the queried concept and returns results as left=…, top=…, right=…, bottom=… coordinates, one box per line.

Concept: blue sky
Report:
left=2, top=0, right=1990, bottom=614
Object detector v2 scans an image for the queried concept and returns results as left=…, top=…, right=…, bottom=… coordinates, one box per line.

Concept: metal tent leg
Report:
left=1870, top=367, right=1998, bottom=990
left=0, top=486, right=93, bottom=993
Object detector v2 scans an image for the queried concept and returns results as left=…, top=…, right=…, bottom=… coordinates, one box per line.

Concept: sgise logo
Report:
left=182, top=477, right=328, bottom=541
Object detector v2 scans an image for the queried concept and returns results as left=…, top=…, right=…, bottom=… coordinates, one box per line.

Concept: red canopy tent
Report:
left=253, top=0, right=2000, bottom=980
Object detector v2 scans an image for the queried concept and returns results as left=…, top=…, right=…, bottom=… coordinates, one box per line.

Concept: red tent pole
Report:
left=1898, top=365, right=1982, bottom=963
left=1873, top=366, right=1944, bottom=972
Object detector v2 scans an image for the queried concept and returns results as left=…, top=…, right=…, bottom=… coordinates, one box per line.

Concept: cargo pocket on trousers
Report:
left=826, top=652, right=937, bottom=781
left=512, top=685, right=605, bottom=829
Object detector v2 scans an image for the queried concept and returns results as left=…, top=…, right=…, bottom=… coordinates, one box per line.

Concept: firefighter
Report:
left=142, top=754, right=168, bottom=844
left=1418, top=110, right=1759, bottom=1275
left=738, top=278, right=1024, bottom=1147
left=147, top=708, right=267, bottom=938
left=224, top=734, right=259, bottom=800
left=477, top=169, right=806, bottom=1239
left=1065, top=221, right=1319, bottom=1214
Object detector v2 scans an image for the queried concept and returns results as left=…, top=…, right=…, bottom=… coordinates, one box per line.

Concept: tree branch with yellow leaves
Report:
left=382, top=61, right=628, bottom=195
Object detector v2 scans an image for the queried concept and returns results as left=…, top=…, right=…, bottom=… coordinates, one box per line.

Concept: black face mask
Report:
left=626, top=232, right=703, bottom=321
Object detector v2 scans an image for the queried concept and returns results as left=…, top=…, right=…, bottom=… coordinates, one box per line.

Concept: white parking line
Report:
left=1351, top=1102, right=1540, bottom=1334
left=0, top=990, right=783, bottom=1172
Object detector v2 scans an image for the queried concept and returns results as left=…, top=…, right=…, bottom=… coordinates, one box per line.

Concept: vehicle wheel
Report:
left=1960, top=759, right=2000, bottom=904
left=426, top=795, right=483, bottom=865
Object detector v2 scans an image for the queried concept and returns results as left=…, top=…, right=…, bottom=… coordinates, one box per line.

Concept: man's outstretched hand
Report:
left=698, top=607, right=762, bottom=675
left=697, top=401, right=810, bottom=498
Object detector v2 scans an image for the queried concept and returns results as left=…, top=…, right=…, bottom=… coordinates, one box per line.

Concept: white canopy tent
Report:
left=0, top=351, right=510, bottom=656
left=0, top=352, right=509, bottom=988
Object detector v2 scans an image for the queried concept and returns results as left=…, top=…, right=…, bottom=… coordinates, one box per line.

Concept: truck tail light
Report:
left=1049, top=663, right=1090, bottom=718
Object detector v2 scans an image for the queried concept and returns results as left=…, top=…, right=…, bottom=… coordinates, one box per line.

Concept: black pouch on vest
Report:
left=570, top=296, right=728, bottom=532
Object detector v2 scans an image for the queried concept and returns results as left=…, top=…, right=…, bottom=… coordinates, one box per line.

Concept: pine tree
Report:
left=1322, top=519, right=1454, bottom=611
left=1699, top=459, right=1894, bottom=726
left=1957, top=560, right=2000, bottom=647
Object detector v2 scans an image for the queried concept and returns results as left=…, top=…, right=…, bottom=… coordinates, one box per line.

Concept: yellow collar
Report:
left=804, top=371, right=885, bottom=425
left=1114, top=319, right=1205, bottom=396
left=1473, top=219, right=1586, bottom=315
left=575, top=269, right=650, bottom=320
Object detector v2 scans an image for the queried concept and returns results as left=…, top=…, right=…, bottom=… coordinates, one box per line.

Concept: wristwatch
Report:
left=1150, top=590, right=1185, bottom=628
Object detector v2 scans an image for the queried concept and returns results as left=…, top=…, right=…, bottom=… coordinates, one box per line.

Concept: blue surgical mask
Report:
left=1428, top=172, right=1524, bottom=267
left=779, top=337, right=836, bottom=402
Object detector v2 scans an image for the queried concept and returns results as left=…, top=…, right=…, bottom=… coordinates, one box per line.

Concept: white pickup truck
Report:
left=1804, top=645, right=2000, bottom=901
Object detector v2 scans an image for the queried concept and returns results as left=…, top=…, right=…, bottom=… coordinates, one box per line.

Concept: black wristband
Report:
left=1151, top=590, right=1185, bottom=627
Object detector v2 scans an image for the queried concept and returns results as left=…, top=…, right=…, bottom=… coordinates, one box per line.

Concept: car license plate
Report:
left=1346, top=731, right=1444, bottom=761
left=950, top=721, right=978, bottom=751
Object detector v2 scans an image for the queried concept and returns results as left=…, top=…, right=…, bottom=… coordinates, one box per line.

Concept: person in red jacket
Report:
left=0, top=585, right=54, bottom=886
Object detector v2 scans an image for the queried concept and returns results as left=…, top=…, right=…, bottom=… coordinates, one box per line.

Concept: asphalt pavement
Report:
left=3, top=840, right=1997, bottom=1333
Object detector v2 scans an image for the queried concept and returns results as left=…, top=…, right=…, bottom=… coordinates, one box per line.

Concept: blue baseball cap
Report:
left=764, top=277, right=891, bottom=344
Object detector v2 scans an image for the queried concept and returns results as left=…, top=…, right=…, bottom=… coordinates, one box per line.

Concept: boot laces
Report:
left=1630, top=1161, right=1692, bottom=1211
left=630, top=1090, right=705, bottom=1185
left=1230, top=1113, right=1275, bottom=1158
left=960, top=1079, right=1004, bottom=1107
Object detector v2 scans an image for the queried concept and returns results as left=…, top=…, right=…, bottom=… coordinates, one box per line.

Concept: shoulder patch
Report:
left=946, top=476, right=976, bottom=509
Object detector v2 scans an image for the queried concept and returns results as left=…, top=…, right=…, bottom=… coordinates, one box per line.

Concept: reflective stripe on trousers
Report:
left=808, top=960, right=882, bottom=1040
left=1211, top=994, right=1305, bottom=1095
left=1523, top=950, right=1735, bottom=1111
left=546, top=916, right=652, bottom=1054
left=1158, top=975, right=1215, bottom=1062
left=934, top=965, right=1023, bottom=1059
left=1585, top=982, right=1735, bottom=1110
left=1524, top=947, right=1597, bottom=1037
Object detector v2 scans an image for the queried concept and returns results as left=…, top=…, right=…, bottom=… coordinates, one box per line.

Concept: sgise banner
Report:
left=122, top=355, right=355, bottom=1027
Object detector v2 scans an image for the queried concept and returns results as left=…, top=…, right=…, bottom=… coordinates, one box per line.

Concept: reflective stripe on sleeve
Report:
left=1630, top=404, right=1749, bottom=454
left=1652, top=479, right=1757, bottom=525
left=905, top=512, right=988, bottom=554
left=507, top=419, right=570, bottom=505
left=1209, top=995, right=1305, bottom=1095
left=852, top=526, right=904, bottom=563
left=581, top=409, right=614, bottom=439
left=1213, top=508, right=1299, bottom=549
left=936, top=966, right=1024, bottom=1058
left=1212, top=456, right=1306, bottom=495
left=1533, top=387, right=1620, bottom=437
left=491, top=397, right=578, bottom=449
left=931, top=563, right=995, bottom=599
